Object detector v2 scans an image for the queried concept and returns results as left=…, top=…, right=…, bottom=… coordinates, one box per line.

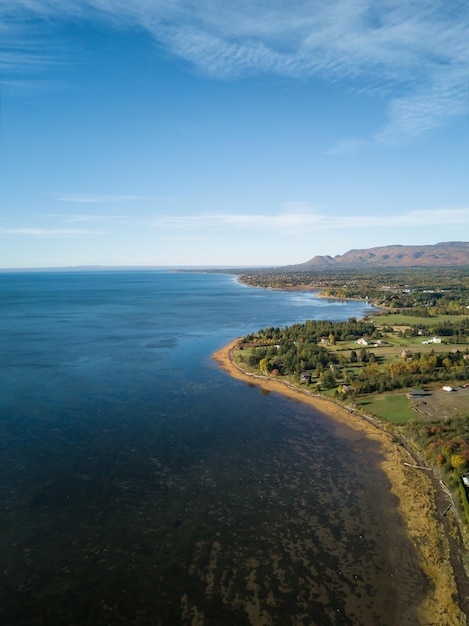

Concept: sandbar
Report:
left=213, top=338, right=468, bottom=625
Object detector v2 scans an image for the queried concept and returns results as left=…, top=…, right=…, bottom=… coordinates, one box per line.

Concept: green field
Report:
left=355, top=393, right=415, bottom=424
left=374, top=312, right=468, bottom=326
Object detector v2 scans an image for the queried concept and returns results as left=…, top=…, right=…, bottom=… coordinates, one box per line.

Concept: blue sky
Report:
left=1, top=1, right=469, bottom=268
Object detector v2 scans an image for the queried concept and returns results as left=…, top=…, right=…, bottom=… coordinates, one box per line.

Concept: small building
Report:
left=300, top=371, right=311, bottom=382
left=401, top=349, right=413, bottom=360
left=356, top=337, right=372, bottom=346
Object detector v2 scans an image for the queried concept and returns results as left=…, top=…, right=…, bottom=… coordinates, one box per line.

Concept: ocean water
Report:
left=0, top=271, right=426, bottom=625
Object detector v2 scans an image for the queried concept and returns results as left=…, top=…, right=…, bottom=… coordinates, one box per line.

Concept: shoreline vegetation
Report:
left=212, top=338, right=469, bottom=625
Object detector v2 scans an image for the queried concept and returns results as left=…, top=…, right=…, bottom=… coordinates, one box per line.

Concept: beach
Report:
left=213, top=339, right=469, bottom=625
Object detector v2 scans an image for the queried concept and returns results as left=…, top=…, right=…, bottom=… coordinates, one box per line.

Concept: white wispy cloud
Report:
left=61, top=215, right=128, bottom=223
left=0, top=228, right=106, bottom=236
left=57, top=193, right=142, bottom=203
left=151, top=206, right=469, bottom=233
left=325, top=138, right=364, bottom=156
left=4, top=1, right=469, bottom=141
left=330, top=208, right=469, bottom=229
left=0, top=11, right=69, bottom=85
left=151, top=212, right=321, bottom=232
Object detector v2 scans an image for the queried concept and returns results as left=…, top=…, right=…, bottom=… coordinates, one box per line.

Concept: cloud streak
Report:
left=325, top=138, right=364, bottom=156
left=4, top=1, right=469, bottom=143
left=151, top=206, right=469, bottom=233
left=0, top=228, right=106, bottom=237
left=57, top=194, right=142, bottom=204
left=5, top=207, right=468, bottom=240
left=60, top=215, right=128, bottom=223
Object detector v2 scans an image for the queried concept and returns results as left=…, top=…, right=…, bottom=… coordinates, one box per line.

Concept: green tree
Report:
left=320, top=369, right=336, bottom=389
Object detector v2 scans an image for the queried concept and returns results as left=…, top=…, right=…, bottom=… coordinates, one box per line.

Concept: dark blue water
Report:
left=0, top=271, right=425, bottom=625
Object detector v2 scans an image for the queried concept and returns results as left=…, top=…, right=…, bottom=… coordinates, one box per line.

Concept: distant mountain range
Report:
left=298, top=242, right=469, bottom=268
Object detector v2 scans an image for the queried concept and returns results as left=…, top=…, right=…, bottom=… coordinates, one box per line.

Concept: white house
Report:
left=356, top=337, right=371, bottom=346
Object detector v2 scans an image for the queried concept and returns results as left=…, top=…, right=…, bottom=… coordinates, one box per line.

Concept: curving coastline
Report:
left=213, top=338, right=468, bottom=625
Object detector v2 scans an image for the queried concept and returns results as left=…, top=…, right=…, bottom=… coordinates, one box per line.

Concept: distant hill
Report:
left=299, top=242, right=469, bottom=268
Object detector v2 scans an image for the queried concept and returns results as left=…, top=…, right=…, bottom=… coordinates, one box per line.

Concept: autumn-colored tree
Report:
left=451, top=454, right=466, bottom=469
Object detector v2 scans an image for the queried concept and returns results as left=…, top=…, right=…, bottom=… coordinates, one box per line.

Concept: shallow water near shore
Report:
left=0, top=271, right=428, bottom=624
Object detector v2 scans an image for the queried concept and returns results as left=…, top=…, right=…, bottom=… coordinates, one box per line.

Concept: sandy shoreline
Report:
left=213, top=338, right=468, bottom=625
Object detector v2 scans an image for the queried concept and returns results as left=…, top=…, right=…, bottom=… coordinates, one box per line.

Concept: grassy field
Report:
left=354, top=393, right=415, bottom=424
left=373, top=312, right=468, bottom=326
